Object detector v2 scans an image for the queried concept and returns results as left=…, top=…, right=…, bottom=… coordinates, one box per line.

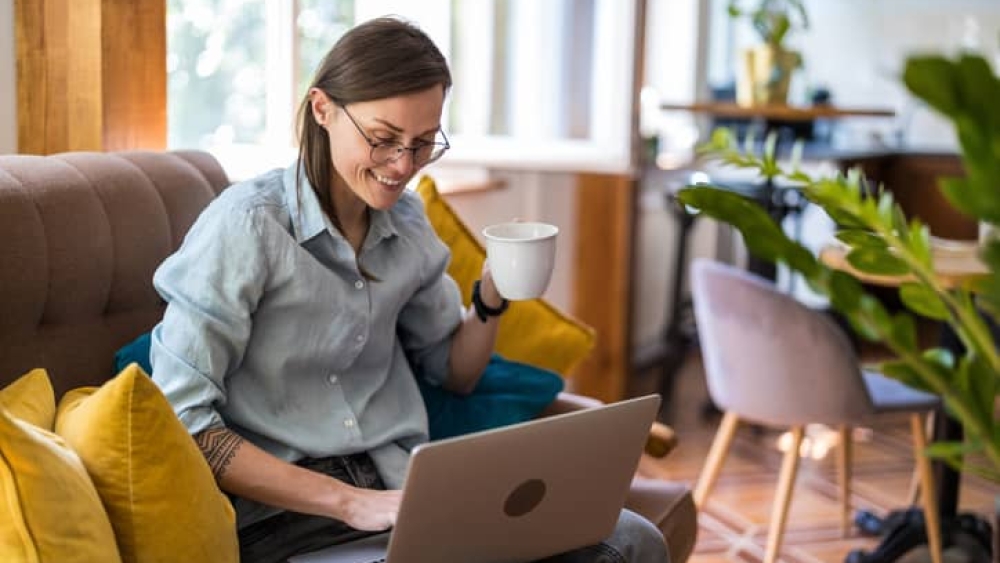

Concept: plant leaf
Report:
left=845, top=247, right=910, bottom=276
left=853, top=294, right=892, bottom=341
left=836, top=230, right=888, bottom=249
left=922, top=347, right=955, bottom=370
left=890, top=313, right=918, bottom=350
left=880, top=359, right=934, bottom=394
left=962, top=353, right=999, bottom=428
left=904, top=56, right=960, bottom=117
left=908, top=219, right=932, bottom=266
left=899, top=282, right=949, bottom=320
left=825, top=269, right=864, bottom=312
left=924, top=441, right=974, bottom=471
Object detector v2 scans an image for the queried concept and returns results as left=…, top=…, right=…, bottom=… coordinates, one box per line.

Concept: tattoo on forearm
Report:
left=195, top=428, right=245, bottom=480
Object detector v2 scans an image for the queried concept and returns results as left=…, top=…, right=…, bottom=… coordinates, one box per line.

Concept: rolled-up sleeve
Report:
left=150, top=203, right=269, bottom=435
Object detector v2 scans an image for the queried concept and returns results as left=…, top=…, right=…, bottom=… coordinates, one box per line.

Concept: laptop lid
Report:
left=290, top=394, right=660, bottom=563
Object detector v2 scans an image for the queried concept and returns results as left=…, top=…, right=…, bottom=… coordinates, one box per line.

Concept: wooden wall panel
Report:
left=16, top=0, right=103, bottom=153
left=568, top=0, right=644, bottom=404
left=101, top=0, right=166, bottom=152
left=16, top=0, right=166, bottom=154
left=571, top=173, right=637, bottom=403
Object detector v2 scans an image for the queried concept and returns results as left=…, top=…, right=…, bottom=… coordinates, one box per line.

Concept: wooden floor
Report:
left=632, top=352, right=999, bottom=563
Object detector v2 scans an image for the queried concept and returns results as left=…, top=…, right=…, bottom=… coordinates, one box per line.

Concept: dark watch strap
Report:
left=472, top=279, right=509, bottom=322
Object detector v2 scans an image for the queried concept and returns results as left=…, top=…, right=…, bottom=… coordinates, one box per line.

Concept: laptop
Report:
left=289, top=394, right=661, bottom=563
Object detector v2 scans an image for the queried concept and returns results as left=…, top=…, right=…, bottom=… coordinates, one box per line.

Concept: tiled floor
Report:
left=633, top=352, right=999, bottom=563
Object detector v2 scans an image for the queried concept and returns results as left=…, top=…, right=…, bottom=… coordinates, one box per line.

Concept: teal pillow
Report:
left=417, top=355, right=564, bottom=441
left=114, top=334, right=563, bottom=441
left=115, top=332, right=152, bottom=374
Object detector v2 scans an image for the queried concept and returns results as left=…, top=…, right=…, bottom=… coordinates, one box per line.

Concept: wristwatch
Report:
left=472, top=279, right=509, bottom=322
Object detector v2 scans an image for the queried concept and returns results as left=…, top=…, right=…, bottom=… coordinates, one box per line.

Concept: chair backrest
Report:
left=690, top=259, right=876, bottom=426
left=0, top=150, right=229, bottom=396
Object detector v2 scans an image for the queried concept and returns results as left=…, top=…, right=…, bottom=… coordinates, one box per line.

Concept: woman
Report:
left=151, top=16, right=668, bottom=563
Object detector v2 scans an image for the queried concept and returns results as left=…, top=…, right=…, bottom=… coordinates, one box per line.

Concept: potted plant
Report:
left=679, top=52, right=1000, bottom=481
left=728, top=0, right=809, bottom=106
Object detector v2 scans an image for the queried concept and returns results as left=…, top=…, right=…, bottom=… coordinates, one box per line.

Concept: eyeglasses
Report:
left=340, top=105, right=449, bottom=166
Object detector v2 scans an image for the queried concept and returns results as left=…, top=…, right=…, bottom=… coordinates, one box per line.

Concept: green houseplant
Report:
left=728, top=0, right=810, bottom=106
left=679, top=52, right=1000, bottom=481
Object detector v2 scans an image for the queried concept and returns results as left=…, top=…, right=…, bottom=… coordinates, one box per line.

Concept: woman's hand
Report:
left=336, top=486, right=403, bottom=531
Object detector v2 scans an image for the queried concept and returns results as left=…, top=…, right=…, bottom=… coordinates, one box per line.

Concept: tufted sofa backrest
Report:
left=0, top=151, right=230, bottom=396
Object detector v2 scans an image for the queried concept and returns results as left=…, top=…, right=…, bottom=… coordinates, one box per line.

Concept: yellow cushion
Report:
left=414, top=175, right=595, bottom=375
left=0, top=407, right=123, bottom=562
left=54, top=364, right=238, bottom=563
left=0, top=369, right=56, bottom=430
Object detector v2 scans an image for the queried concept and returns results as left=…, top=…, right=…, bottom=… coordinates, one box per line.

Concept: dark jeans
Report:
left=238, top=454, right=386, bottom=563
left=237, top=453, right=669, bottom=563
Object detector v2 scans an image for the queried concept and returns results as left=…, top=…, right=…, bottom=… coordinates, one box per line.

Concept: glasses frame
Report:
left=339, top=104, right=450, bottom=166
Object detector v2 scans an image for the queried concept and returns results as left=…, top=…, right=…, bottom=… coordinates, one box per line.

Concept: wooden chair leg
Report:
left=910, top=413, right=942, bottom=563
left=905, top=466, right=921, bottom=507
left=764, top=425, right=804, bottom=563
left=693, top=411, right=740, bottom=509
left=906, top=411, right=936, bottom=506
left=838, top=425, right=852, bottom=538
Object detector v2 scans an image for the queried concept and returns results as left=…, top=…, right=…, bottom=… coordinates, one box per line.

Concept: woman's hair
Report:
left=296, top=17, right=452, bottom=220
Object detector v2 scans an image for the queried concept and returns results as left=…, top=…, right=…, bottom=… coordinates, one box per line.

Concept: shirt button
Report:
left=327, top=374, right=338, bottom=384
left=354, top=280, right=364, bottom=289
left=343, top=418, right=355, bottom=428
left=355, top=334, right=364, bottom=343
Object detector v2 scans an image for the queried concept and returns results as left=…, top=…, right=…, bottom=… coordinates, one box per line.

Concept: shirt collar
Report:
left=367, top=206, right=398, bottom=246
left=283, top=163, right=399, bottom=246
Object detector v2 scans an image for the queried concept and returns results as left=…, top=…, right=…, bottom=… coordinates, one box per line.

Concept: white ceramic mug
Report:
left=482, top=221, right=559, bottom=301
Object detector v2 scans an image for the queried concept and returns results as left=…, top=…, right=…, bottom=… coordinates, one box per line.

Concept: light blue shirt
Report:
left=150, top=164, right=463, bottom=525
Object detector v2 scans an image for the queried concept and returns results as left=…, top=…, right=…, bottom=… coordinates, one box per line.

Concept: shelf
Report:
left=659, top=102, right=895, bottom=122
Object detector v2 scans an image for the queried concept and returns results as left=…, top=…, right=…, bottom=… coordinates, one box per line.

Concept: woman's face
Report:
left=313, top=86, right=446, bottom=211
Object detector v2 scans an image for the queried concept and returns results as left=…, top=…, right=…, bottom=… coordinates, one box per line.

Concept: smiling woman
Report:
left=150, top=16, right=670, bottom=562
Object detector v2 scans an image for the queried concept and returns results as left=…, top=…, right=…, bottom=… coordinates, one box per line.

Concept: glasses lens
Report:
left=422, top=145, right=446, bottom=164
left=412, top=144, right=436, bottom=164
left=371, top=144, right=404, bottom=164
left=370, top=142, right=448, bottom=165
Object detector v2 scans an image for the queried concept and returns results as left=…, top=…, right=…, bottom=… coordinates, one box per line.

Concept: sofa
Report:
left=0, top=150, right=695, bottom=562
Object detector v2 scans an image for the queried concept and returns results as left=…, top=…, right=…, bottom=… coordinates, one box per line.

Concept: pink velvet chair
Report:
left=688, top=259, right=942, bottom=563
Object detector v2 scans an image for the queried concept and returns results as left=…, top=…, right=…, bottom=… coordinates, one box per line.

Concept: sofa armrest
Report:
left=539, top=392, right=678, bottom=459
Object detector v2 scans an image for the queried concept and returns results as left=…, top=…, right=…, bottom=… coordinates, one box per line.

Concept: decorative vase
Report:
left=736, top=44, right=801, bottom=107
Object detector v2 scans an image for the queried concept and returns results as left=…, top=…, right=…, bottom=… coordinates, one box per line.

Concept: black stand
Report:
left=847, top=422, right=992, bottom=562
left=846, top=327, right=994, bottom=562
left=654, top=187, right=699, bottom=417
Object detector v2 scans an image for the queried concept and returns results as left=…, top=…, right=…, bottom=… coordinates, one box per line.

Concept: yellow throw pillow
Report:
left=0, top=407, right=123, bottom=562
left=54, top=364, right=238, bottom=563
left=414, top=175, right=595, bottom=375
left=0, top=369, right=56, bottom=430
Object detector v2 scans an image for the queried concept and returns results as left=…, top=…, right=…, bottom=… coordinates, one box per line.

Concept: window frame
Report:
left=168, top=0, right=640, bottom=178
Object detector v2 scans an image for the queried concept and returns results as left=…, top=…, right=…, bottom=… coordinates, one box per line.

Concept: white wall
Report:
left=801, top=0, right=1000, bottom=148
left=0, top=0, right=15, bottom=153
left=710, top=0, right=1000, bottom=149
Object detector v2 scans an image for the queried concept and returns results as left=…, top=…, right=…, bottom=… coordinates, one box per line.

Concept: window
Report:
left=167, top=0, right=638, bottom=179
